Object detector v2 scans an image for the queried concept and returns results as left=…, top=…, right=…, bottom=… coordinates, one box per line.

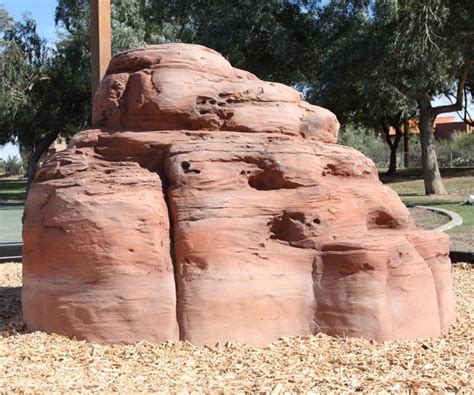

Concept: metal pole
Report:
left=90, top=0, right=111, bottom=101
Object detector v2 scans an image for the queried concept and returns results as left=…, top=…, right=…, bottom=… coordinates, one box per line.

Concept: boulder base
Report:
left=22, top=44, right=455, bottom=346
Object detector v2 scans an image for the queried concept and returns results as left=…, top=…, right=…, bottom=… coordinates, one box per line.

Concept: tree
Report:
left=380, top=0, right=473, bottom=194
left=0, top=1, right=171, bottom=186
left=0, top=15, right=91, bottom=185
left=148, top=0, right=472, bottom=193
left=301, top=1, right=417, bottom=176
left=0, top=5, right=12, bottom=48
left=139, top=1, right=420, bottom=176
left=140, top=0, right=318, bottom=85
left=3, top=0, right=470, bottom=191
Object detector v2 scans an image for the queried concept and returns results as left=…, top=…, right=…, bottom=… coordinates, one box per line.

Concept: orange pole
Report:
left=90, top=0, right=111, bottom=100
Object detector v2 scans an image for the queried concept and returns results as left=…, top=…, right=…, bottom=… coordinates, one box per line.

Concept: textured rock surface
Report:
left=22, top=44, right=455, bottom=346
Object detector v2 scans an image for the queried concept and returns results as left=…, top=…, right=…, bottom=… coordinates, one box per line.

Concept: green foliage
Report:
left=56, top=0, right=169, bottom=54
left=0, top=14, right=91, bottom=155
left=408, top=133, right=474, bottom=167
left=337, top=124, right=390, bottom=168
left=434, top=132, right=474, bottom=167
left=0, top=16, right=51, bottom=149
left=0, top=0, right=170, bottom=182
left=0, top=5, right=13, bottom=49
left=4, top=156, right=24, bottom=176
left=0, top=0, right=471, bottom=186
left=377, top=0, right=473, bottom=106
left=139, top=0, right=318, bottom=85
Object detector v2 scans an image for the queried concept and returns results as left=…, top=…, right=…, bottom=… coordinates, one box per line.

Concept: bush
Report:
left=338, top=124, right=390, bottom=168
left=337, top=125, right=473, bottom=169
left=4, top=155, right=23, bottom=176
left=408, top=132, right=474, bottom=168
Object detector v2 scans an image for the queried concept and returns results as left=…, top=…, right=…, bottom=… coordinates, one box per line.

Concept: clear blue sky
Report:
left=2, top=0, right=58, bottom=43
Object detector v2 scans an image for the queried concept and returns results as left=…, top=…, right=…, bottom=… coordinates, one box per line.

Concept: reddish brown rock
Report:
left=22, top=44, right=455, bottom=346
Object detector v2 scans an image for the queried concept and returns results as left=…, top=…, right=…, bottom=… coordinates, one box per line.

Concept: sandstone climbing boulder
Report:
left=22, top=44, right=455, bottom=346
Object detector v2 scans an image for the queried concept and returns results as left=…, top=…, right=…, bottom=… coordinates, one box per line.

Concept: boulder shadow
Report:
left=0, top=286, right=25, bottom=334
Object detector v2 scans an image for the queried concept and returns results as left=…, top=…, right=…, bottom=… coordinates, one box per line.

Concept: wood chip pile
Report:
left=1, top=262, right=472, bottom=393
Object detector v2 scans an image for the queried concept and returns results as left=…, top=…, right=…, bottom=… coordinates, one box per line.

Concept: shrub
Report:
left=408, top=132, right=474, bottom=168
left=338, top=124, right=390, bottom=168
left=4, top=155, right=23, bottom=176
left=337, top=125, right=473, bottom=169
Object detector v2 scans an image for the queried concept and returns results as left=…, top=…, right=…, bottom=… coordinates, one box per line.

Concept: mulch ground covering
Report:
left=1, top=262, right=472, bottom=393
left=408, top=206, right=450, bottom=230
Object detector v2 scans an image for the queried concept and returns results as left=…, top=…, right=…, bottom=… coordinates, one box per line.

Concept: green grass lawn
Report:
left=381, top=168, right=473, bottom=252
left=0, top=178, right=27, bottom=201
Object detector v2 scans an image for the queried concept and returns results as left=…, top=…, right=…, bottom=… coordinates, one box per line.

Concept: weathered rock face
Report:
left=22, top=44, right=455, bottom=346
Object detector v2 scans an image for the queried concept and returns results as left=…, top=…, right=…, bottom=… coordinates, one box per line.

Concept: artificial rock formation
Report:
left=22, top=44, right=455, bottom=346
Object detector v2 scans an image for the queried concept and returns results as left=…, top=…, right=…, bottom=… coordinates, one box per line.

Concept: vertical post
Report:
left=90, top=0, right=111, bottom=101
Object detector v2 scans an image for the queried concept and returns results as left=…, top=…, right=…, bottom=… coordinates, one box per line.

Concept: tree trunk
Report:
left=387, top=145, right=398, bottom=176
left=382, top=121, right=402, bottom=176
left=26, top=129, right=61, bottom=191
left=417, top=96, right=447, bottom=195
left=403, top=120, right=410, bottom=168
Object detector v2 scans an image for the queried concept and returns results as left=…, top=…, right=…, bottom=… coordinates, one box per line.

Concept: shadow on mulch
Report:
left=0, top=286, right=26, bottom=334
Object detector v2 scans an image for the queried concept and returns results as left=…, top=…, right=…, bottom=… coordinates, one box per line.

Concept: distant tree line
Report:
left=0, top=0, right=472, bottom=194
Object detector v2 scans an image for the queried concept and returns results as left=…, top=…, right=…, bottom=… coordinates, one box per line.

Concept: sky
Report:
left=2, top=0, right=58, bottom=43
left=0, top=1, right=472, bottom=160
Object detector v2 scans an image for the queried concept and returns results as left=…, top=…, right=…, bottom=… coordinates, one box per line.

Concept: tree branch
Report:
left=433, top=66, right=469, bottom=116
left=26, top=128, right=61, bottom=189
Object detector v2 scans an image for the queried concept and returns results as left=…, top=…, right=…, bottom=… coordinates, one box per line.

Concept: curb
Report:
left=414, top=205, right=472, bottom=263
left=450, top=251, right=474, bottom=263
left=0, top=243, right=22, bottom=263
left=416, top=205, right=463, bottom=232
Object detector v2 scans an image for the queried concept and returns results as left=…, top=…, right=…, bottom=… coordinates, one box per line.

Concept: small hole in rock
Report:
left=367, top=211, right=398, bottom=229
left=181, top=161, right=201, bottom=174
left=248, top=169, right=301, bottom=190
left=268, top=212, right=307, bottom=244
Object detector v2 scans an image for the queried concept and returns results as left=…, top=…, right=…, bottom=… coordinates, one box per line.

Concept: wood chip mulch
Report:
left=409, top=206, right=450, bottom=230
left=1, top=262, right=472, bottom=393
